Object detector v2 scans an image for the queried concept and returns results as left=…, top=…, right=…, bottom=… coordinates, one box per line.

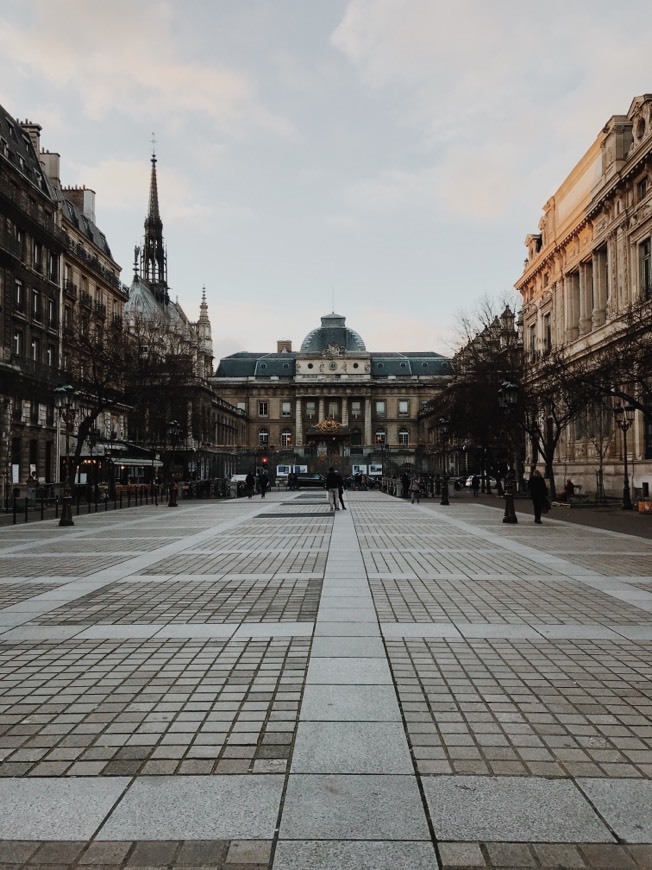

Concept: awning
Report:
left=110, top=458, right=163, bottom=468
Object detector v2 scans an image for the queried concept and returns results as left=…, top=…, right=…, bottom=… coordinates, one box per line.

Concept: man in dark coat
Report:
left=528, top=469, right=548, bottom=524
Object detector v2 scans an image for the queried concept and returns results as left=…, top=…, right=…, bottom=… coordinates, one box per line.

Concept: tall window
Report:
left=281, top=429, right=292, bottom=448
left=375, top=429, right=386, bottom=445
left=258, top=428, right=269, bottom=446
left=48, top=298, right=56, bottom=326
left=15, top=279, right=24, bottom=312
left=350, top=400, right=361, bottom=420
left=31, top=338, right=40, bottom=361
left=529, top=323, right=536, bottom=361
left=306, top=400, right=316, bottom=419
left=46, top=345, right=55, bottom=367
left=351, top=428, right=362, bottom=446
left=33, top=241, right=42, bottom=272
left=258, top=401, right=268, bottom=417
left=328, top=401, right=338, bottom=419
left=543, top=313, right=551, bottom=355
left=398, top=400, right=409, bottom=415
left=398, top=427, right=409, bottom=446
left=640, top=238, right=651, bottom=300
left=32, top=289, right=41, bottom=321
left=281, top=401, right=291, bottom=417
left=375, top=400, right=386, bottom=416
left=13, top=330, right=22, bottom=355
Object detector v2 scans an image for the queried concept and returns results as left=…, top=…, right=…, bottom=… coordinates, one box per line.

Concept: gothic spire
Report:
left=140, top=135, right=168, bottom=305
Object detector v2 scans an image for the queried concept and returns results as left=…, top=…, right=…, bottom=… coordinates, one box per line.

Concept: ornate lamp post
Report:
left=498, top=381, right=518, bottom=524
left=54, top=385, right=76, bottom=527
left=438, top=418, right=450, bottom=506
left=613, top=404, right=635, bottom=510
left=167, top=420, right=180, bottom=507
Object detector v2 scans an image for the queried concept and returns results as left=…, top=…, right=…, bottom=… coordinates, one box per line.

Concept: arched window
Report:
left=375, top=429, right=386, bottom=445
left=258, top=428, right=269, bottom=446
left=350, top=427, right=362, bottom=446
left=398, top=427, right=409, bottom=446
left=281, top=428, right=292, bottom=448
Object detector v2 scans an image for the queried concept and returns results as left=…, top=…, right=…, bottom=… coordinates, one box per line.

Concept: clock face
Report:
left=329, top=362, right=337, bottom=370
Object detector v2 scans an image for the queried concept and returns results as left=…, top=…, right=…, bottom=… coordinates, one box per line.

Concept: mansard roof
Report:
left=0, top=107, right=56, bottom=200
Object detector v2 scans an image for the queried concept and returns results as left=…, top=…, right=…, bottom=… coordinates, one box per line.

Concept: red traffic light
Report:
left=261, top=456, right=268, bottom=465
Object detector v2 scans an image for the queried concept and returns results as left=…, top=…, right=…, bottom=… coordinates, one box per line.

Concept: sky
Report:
left=2, top=0, right=652, bottom=362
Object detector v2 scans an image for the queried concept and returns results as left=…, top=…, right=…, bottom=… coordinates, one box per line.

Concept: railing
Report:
left=1, top=479, right=234, bottom=525
left=0, top=225, right=21, bottom=258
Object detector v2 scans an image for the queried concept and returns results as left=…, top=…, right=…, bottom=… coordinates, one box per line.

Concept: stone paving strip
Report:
left=0, top=494, right=651, bottom=867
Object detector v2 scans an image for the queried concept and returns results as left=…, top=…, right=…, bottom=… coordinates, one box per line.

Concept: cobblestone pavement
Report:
left=0, top=492, right=651, bottom=868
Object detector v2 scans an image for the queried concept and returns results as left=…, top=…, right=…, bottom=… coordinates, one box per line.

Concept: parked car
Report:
left=465, top=475, right=498, bottom=489
left=295, top=472, right=327, bottom=488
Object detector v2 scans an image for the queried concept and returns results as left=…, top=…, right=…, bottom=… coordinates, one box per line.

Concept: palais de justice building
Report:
left=212, top=312, right=453, bottom=474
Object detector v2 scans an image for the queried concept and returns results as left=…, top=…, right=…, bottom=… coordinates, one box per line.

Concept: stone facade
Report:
left=516, top=94, right=652, bottom=498
left=212, top=312, right=453, bottom=475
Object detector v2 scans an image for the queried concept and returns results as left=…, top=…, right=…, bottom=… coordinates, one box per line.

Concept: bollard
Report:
left=55, top=495, right=59, bottom=519
left=40, top=497, right=45, bottom=521
left=24, top=497, right=29, bottom=523
left=12, top=497, right=17, bottom=525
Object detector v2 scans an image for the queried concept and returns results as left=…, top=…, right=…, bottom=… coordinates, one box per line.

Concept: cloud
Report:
left=0, top=0, right=293, bottom=137
left=332, top=0, right=652, bottom=220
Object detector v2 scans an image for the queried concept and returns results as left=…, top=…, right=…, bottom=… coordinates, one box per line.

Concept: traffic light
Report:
left=261, top=456, right=268, bottom=466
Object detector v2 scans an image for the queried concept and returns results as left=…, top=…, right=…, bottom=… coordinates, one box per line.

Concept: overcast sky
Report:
left=1, top=0, right=651, bottom=361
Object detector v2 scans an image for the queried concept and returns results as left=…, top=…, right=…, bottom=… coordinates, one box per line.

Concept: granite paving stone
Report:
left=98, top=775, right=284, bottom=839
left=422, top=775, right=613, bottom=842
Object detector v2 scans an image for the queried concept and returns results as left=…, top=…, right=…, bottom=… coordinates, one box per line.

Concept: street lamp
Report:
left=167, top=419, right=180, bottom=507
left=54, top=384, right=76, bottom=527
left=614, top=404, right=635, bottom=510
left=438, top=418, right=450, bottom=506
left=498, top=381, right=518, bottom=524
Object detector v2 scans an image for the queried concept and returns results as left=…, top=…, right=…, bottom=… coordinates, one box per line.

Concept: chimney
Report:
left=277, top=340, right=292, bottom=353
left=64, top=186, right=96, bottom=223
left=19, top=120, right=41, bottom=155
left=40, top=150, right=61, bottom=189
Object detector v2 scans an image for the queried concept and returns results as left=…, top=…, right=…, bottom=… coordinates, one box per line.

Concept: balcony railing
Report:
left=0, top=226, right=21, bottom=258
left=80, top=290, right=93, bottom=308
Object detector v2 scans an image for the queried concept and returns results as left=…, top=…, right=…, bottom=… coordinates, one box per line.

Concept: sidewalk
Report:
left=0, top=492, right=651, bottom=868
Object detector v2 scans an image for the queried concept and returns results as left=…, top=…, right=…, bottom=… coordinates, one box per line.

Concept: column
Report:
left=341, top=397, right=349, bottom=427
left=295, top=398, right=303, bottom=447
left=578, top=262, right=592, bottom=336
left=364, top=398, right=372, bottom=447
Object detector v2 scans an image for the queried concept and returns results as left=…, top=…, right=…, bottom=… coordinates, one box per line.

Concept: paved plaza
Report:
left=0, top=491, right=651, bottom=869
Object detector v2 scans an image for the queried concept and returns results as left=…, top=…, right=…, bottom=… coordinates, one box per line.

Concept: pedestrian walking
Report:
left=325, top=466, right=340, bottom=511
left=337, top=472, right=346, bottom=510
left=528, top=468, right=548, bottom=524
left=258, top=470, right=269, bottom=498
left=471, top=474, right=480, bottom=497
left=409, top=476, right=420, bottom=504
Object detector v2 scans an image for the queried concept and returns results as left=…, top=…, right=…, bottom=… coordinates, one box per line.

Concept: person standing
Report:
left=528, top=468, right=548, bottom=524
left=409, top=476, right=420, bottom=504
left=258, top=469, right=269, bottom=498
left=326, top=466, right=340, bottom=511
left=245, top=471, right=255, bottom=499
left=471, top=474, right=480, bottom=497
